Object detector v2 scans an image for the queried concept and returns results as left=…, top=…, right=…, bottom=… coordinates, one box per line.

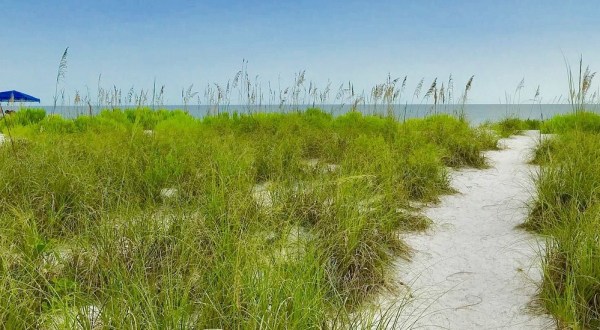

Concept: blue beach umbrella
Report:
left=0, top=90, right=41, bottom=103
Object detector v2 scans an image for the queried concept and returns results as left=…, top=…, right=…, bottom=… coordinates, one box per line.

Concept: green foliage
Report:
left=13, top=108, right=46, bottom=125
left=492, top=117, right=541, bottom=137
left=123, top=108, right=193, bottom=129
left=407, top=114, right=494, bottom=168
left=0, top=108, right=46, bottom=132
left=0, top=107, right=497, bottom=328
left=39, top=115, right=77, bottom=133
left=541, top=111, right=600, bottom=134
left=527, top=126, right=600, bottom=328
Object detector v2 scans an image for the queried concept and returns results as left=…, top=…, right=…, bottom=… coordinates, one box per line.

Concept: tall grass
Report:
left=63, top=57, right=475, bottom=120
left=52, top=47, right=69, bottom=115
left=485, top=117, right=541, bottom=138
left=566, top=57, right=596, bottom=113
left=0, top=107, right=495, bottom=328
left=541, top=111, right=600, bottom=134
left=526, top=109, right=600, bottom=327
left=522, top=58, right=600, bottom=328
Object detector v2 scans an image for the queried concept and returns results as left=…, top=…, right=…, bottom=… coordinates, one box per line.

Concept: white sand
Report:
left=378, top=131, right=555, bottom=329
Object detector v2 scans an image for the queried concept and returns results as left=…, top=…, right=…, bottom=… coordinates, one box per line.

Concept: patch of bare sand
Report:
left=376, top=131, right=555, bottom=329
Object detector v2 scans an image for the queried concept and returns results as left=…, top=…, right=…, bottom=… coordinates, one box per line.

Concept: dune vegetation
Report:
left=521, top=111, right=600, bottom=329
left=0, top=107, right=497, bottom=328
left=486, top=117, right=541, bottom=137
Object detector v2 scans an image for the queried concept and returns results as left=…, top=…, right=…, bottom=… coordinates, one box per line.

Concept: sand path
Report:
left=381, top=131, right=555, bottom=329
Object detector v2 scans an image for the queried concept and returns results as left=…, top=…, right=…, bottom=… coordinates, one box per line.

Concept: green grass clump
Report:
left=541, top=111, right=600, bottom=134
left=0, top=108, right=47, bottom=133
left=406, top=114, right=497, bottom=168
left=486, top=117, right=541, bottom=138
left=11, top=108, right=46, bottom=125
left=0, top=108, right=496, bottom=328
left=529, top=136, right=557, bottom=165
left=526, top=119, right=600, bottom=328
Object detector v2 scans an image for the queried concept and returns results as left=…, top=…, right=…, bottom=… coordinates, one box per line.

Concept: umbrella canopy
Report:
left=0, top=90, right=40, bottom=103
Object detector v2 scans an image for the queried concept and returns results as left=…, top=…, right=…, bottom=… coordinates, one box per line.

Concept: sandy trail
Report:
left=380, top=131, right=555, bottom=329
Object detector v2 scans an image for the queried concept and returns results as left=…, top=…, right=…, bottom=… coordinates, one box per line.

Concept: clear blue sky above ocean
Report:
left=1, top=0, right=599, bottom=105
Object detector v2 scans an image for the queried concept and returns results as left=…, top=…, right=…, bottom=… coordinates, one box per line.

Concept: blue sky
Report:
left=1, top=0, right=599, bottom=105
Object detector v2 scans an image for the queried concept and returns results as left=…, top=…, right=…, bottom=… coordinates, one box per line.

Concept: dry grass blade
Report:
left=425, top=78, right=437, bottom=99
left=413, top=78, right=424, bottom=99
left=53, top=47, right=69, bottom=114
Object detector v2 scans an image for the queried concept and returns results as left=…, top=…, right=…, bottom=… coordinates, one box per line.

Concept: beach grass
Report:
left=0, top=107, right=495, bottom=328
left=525, top=112, right=600, bottom=328
left=492, top=117, right=541, bottom=137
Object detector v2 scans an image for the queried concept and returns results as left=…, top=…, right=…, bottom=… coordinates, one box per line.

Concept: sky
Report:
left=1, top=0, right=600, bottom=105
